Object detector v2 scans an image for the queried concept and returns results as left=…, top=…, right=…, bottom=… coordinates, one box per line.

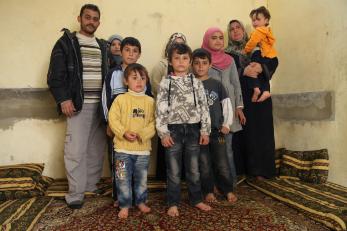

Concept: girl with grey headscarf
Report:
left=108, top=34, right=123, bottom=68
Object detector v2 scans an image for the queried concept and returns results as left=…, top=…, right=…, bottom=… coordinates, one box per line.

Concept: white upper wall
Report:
left=0, top=0, right=259, bottom=88
left=270, top=0, right=347, bottom=186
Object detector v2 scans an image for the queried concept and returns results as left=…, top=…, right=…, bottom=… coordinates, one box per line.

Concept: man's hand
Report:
left=236, top=108, right=246, bottom=125
left=161, top=135, right=174, bottom=148
left=199, top=134, right=209, bottom=145
left=123, top=131, right=138, bottom=142
left=61, top=100, right=76, bottom=117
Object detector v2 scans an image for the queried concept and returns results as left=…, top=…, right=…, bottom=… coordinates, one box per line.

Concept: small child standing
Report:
left=156, top=43, right=212, bottom=217
left=192, top=48, right=237, bottom=203
left=108, top=63, right=155, bottom=219
left=101, top=37, right=152, bottom=205
left=244, top=6, right=279, bottom=102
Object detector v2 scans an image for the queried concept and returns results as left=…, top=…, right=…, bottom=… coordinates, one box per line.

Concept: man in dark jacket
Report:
left=47, top=4, right=108, bottom=209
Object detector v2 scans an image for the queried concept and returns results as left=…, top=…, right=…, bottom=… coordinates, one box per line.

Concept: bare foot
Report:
left=256, top=176, right=265, bottom=181
left=118, top=208, right=129, bottom=219
left=205, top=193, right=217, bottom=203
left=257, top=91, right=271, bottom=102
left=138, top=203, right=151, bottom=213
left=213, top=186, right=222, bottom=196
left=252, top=87, right=261, bottom=102
left=113, top=200, right=119, bottom=208
left=167, top=206, right=179, bottom=217
left=195, top=202, right=212, bottom=211
left=227, top=192, right=238, bottom=203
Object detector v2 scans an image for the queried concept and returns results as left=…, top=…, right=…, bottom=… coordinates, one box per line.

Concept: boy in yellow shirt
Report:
left=108, top=63, right=155, bottom=219
left=244, top=6, right=279, bottom=102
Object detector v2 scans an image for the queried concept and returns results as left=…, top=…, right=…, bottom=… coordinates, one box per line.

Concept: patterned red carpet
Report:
left=34, top=183, right=328, bottom=231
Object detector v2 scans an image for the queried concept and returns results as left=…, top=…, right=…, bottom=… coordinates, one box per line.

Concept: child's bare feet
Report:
left=205, top=193, right=217, bottom=203
left=195, top=202, right=212, bottom=211
left=256, top=175, right=265, bottom=181
left=227, top=192, right=238, bottom=203
left=167, top=206, right=179, bottom=217
left=213, top=186, right=222, bottom=196
left=138, top=203, right=151, bottom=213
left=118, top=208, right=129, bottom=219
left=252, top=87, right=261, bottom=102
left=257, top=91, right=271, bottom=102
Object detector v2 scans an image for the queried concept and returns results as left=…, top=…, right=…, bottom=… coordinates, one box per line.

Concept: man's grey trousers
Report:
left=64, top=103, right=106, bottom=203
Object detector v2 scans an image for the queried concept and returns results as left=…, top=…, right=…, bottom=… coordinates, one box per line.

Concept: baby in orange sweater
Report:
left=244, top=6, right=279, bottom=102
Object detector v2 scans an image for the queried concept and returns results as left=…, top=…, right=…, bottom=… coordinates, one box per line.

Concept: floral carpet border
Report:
left=35, top=184, right=329, bottom=231
left=0, top=196, right=53, bottom=231
left=247, top=178, right=347, bottom=231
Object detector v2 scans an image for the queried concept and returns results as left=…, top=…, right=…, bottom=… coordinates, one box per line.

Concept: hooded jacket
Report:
left=47, top=28, right=108, bottom=114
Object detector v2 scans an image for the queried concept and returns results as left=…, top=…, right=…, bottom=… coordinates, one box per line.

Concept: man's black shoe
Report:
left=67, top=200, right=83, bottom=209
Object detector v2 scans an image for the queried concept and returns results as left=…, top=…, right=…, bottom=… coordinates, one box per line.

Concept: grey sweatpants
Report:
left=64, top=103, right=106, bottom=203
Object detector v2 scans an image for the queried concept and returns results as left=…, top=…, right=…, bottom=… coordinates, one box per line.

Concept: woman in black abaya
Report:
left=225, top=19, right=276, bottom=179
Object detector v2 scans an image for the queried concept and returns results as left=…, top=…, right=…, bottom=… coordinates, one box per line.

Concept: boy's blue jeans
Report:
left=114, top=152, right=149, bottom=208
left=165, top=123, right=203, bottom=207
left=199, top=129, right=234, bottom=195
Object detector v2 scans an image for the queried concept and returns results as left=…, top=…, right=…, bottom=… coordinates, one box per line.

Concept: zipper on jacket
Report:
left=64, top=29, right=83, bottom=112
